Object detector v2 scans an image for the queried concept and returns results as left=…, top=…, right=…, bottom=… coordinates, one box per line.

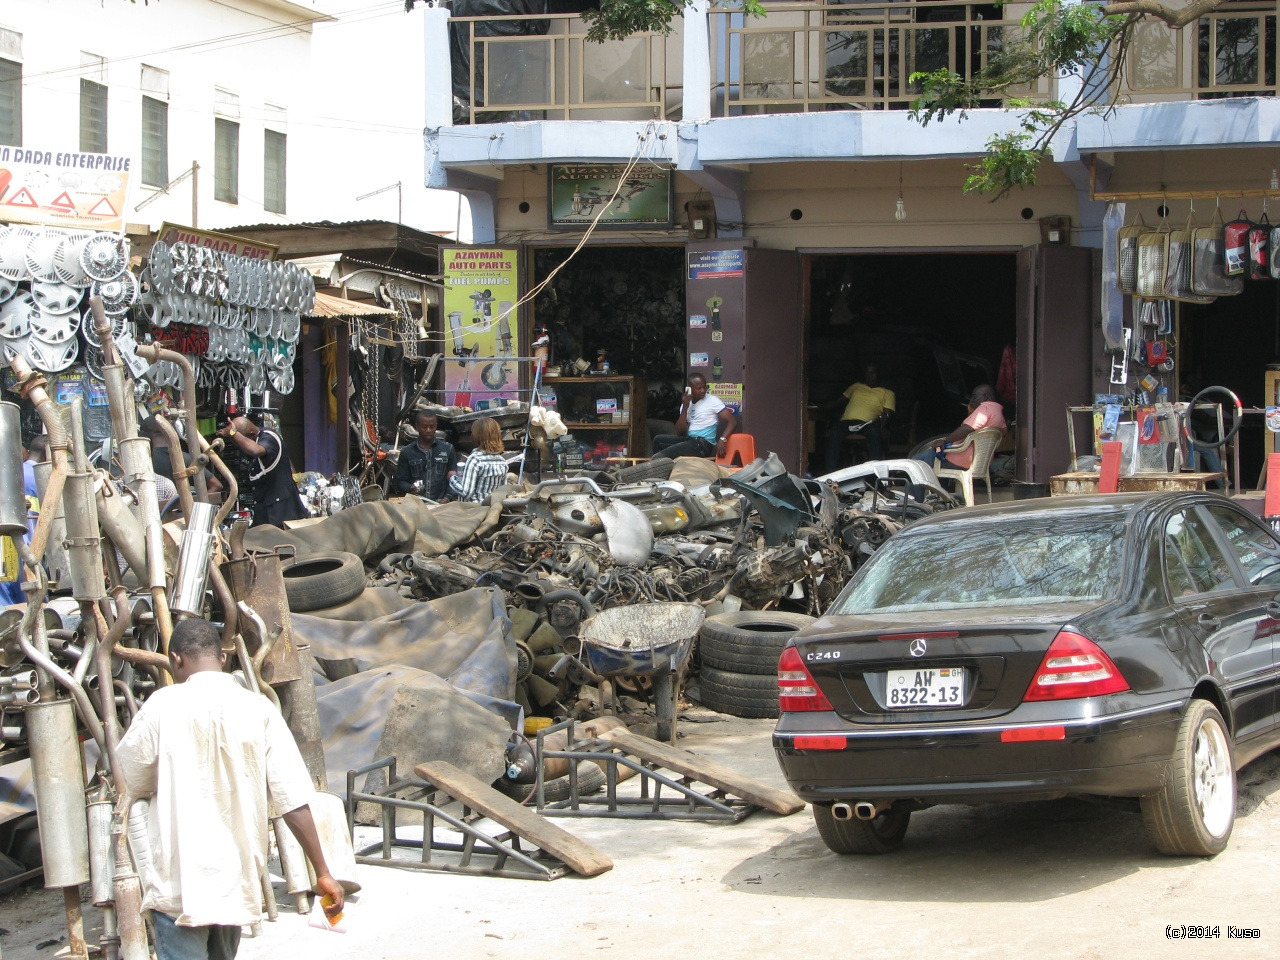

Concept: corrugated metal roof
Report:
left=223, top=219, right=455, bottom=245
left=307, top=291, right=397, bottom=318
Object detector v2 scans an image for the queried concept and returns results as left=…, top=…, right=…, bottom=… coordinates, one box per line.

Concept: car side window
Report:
left=1163, top=509, right=1235, bottom=597
left=1205, top=505, right=1280, bottom=587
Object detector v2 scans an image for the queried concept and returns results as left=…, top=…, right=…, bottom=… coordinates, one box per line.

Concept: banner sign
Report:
left=442, top=247, right=520, bottom=406
left=0, top=146, right=132, bottom=232
left=689, top=248, right=745, bottom=280
left=157, top=223, right=277, bottom=260
left=548, top=163, right=672, bottom=229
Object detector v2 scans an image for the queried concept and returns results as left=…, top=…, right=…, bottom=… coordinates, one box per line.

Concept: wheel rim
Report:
left=1192, top=717, right=1233, bottom=838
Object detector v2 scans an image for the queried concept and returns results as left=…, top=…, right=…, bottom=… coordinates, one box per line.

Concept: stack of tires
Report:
left=696, top=611, right=815, bottom=718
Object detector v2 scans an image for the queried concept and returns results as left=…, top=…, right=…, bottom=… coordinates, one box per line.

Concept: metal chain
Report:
left=395, top=291, right=422, bottom=362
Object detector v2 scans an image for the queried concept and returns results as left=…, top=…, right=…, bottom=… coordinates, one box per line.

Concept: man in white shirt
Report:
left=118, top=618, right=343, bottom=958
left=653, top=374, right=738, bottom=460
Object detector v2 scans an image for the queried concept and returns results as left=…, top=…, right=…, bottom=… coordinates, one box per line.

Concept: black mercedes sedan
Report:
left=773, top=492, right=1280, bottom=857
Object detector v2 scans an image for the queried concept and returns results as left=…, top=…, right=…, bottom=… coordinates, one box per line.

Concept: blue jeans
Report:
left=152, top=911, right=241, bottom=960
left=914, top=449, right=963, bottom=471
left=653, top=435, right=714, bottom=460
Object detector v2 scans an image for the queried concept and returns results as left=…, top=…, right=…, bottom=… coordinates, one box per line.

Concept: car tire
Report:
left=280, top=551, right=367, bottom=612
left=613, top=459, right=675, bottom=484
left=699, top=611, right=816, bottom=675
left=494, top=763, right=607, bottom=805
left=811, top=802, right=911, bottom=855
left=1140, top=699, right=1236, bottom=857
left=696, top=665, right=779, bottom=718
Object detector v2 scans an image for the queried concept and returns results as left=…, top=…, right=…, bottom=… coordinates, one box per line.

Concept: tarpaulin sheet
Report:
left=302, top=586, right=417, bottom=622
left=244, top=492, right=514, bottom=561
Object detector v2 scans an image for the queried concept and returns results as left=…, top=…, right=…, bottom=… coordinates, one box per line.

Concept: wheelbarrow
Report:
left=575, top=602, right=704, bottom=743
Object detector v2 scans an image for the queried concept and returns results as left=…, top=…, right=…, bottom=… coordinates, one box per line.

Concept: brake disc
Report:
left=26, top=336, right=80, bottom=373
left=29, top=306, right=80, bottom=345
left=31, top=281, right=83, bottom=315
left=24, top=232, right=65, bottom=283
left=80, top=234, right=130, bottom=282
left=53, top=233, right=92, bottom=286
left=0, top=291, right=36, bottom=339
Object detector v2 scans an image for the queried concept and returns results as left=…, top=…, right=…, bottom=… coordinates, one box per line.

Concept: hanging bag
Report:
left=1117, top=215, right=1146, bottom=295
left=1164, top=213, right=1213, bottom=303
left=1192, top=208, right=1244, bottom=296
left=1269, top=223, right=1280, bottom=279
left=1136, top=222, right=1170, bottom=299
left=1222, top=208, right=1250, bottom=276
left=1248, top=213, right=1271, bottom=280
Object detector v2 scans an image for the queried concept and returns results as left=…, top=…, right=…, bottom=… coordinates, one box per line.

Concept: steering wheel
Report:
left=1180, top=385, right=1243, bottom=451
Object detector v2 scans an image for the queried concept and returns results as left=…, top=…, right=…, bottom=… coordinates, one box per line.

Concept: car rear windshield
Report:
left=833, top=517, right=1127, bottom=614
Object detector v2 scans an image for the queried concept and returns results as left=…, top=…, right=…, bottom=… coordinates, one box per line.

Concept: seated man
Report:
left=395, top=410, right=457, bottom=500
left=823, top=363, right=894, bottom=470
left=916, top=384, right=1006, bottom=471
left=653, top=374, right=737, bottom=461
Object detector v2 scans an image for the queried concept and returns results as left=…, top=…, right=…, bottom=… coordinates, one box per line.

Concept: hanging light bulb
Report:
left=894, top=163, right=907, bottom=221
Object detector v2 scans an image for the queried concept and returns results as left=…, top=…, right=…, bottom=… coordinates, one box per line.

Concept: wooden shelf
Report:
left=545, top=376, right=647, bottom=458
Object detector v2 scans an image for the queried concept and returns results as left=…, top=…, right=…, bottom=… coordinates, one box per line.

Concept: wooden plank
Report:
left=600, top=730, right=804, bottom=816
left=414, top=760, right=613, bottom=877
left=1051, top=471, right=1224, bottom=497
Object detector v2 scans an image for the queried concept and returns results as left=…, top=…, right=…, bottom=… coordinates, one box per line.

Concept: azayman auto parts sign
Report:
left=0, top=145, right=132, bottom=232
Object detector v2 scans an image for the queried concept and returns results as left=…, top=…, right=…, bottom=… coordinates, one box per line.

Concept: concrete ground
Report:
left=4, top=715, right=1278, bottom=960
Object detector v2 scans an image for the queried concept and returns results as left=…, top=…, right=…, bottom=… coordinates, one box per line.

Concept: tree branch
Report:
left=1101, top=0, right=1225, bottom=29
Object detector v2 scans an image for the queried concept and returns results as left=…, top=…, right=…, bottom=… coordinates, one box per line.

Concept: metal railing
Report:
left=449, top=13, right=682, bottom=124
left=707, top=0, right=1045, bottom=115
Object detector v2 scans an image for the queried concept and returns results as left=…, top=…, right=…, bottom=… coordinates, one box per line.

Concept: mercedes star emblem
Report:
left=909, top=638, right=928, bottom=658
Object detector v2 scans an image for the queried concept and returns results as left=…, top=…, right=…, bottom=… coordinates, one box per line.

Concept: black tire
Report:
left=280, top=551, right=367, bottom=612
left=613, top=458, right=674, bottom=483
left=812, top=802, right=911, bottom=855
left=699, top=611, right=816, bottom=675
left=696, top=665, right=779, bottom=718
left=1140, top=699, right=1236, bottom=856
left=495, top=762, right=607, bottom=805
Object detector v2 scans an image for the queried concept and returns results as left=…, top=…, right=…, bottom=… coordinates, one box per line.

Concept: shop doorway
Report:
left=804, top=251, right=1017, bottom=475
left=1181, top=282, right=1280, bottom=487
left=532, top=245, right=687, bottom=422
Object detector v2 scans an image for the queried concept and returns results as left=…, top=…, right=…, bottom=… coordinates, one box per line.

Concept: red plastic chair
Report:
left=715, top=433, right=757, bottom=468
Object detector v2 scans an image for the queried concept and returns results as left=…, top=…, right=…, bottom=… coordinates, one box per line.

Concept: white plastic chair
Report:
left=934, top=427, right=1004, bottom=506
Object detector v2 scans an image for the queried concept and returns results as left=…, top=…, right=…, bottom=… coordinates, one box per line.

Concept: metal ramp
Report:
left=531, top=720, right=805, bottom=823
left=345, top=757, right=613, bottom=881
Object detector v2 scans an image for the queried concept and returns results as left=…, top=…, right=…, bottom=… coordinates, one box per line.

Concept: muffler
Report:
left=0, top=402, right=27, bottom=536
left=170, top=502, right=217, bottom=617
left=26, top=699, right=90, bottom=887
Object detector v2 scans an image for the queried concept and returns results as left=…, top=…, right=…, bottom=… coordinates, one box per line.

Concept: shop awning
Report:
left=307, top=291, right=397, bottom=318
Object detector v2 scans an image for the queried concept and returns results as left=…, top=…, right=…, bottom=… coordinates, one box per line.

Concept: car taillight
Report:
left=777, top=647, right=834, bottom=712
left=1022, top=630, right=1130, bottom=702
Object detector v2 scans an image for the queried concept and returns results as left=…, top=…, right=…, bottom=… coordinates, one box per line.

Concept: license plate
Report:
left=885, top=667, right=965, bottom=708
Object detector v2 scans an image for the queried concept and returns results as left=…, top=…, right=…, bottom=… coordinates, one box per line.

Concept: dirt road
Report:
left=4, top=717, right=1277, bottom=959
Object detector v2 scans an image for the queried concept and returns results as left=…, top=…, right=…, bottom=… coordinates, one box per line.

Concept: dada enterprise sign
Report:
left=0, top=146, right=133, bottom=232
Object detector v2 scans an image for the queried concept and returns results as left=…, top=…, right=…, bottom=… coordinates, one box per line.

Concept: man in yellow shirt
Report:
left=824, top=363, right=895, bottom=471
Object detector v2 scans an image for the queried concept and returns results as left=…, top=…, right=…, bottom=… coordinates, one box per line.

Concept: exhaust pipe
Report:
left=853, top=802, right=880, bottom=821
left=831, top=802, right=854, bottom=822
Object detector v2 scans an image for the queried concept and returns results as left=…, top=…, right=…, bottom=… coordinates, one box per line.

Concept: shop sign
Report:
left=689, top=314, right=707, bottom=329
left=689, top=352, right=709, bottom=368
left=709, top=381, right=743, bottom=414
left=157, top=223, right=277, bottom=260
left=442, top=247, right=520, bottom=405
left=0, top=146, right=132, bottom=232
left=548, top=164, right=672, bottom=229
left=688, top=248, right=744, bottom=280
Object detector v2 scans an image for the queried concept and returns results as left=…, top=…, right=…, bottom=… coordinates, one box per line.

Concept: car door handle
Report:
left=1268, top=602, right=1280, bottom=620
left=1197, top=613, right=1221, bottom=631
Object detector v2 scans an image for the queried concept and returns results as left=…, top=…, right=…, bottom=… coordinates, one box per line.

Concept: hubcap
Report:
left=1192, top=717, right=1233, bottom=838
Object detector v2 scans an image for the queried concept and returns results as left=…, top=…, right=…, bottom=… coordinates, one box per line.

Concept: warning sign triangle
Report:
left=88, top=196, right=117, bottom=218
left=48, top=191, right=77, bottom=212
left=7, top=187, right=38, bottom=208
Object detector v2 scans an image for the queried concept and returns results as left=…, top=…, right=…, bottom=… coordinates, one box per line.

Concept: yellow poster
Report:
left=0, top=146, right=132, bottom=232
left=442, top=247, right=520, bottom=406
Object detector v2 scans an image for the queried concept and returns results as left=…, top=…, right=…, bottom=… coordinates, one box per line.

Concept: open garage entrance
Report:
left=803, top=251, right=1018, bottom=476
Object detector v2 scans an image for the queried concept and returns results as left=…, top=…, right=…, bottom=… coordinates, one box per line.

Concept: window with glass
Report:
left=141, top=96, right=168, bottom=187
left=1206, top=505, right=1280, bottom=587
left=80, top=79, right=107, bottom=153
left=1163, top=509, right=1236, bottom=597
left=214, top=118, right=239, bottom=204
left=0, top=58, right=19, bottom=147
left=264, top=129, right=286, bottom=214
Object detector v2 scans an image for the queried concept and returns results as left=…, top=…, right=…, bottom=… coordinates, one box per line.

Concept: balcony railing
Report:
left=449, top=13, right=682, bottom=123
left=708, top=0, right=1046, bottom=115
left=446, top=2, right=1280, bottom=127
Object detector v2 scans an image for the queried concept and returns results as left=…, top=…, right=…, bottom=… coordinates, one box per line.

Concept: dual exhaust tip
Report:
left=831, top=801, right=881, bottom=822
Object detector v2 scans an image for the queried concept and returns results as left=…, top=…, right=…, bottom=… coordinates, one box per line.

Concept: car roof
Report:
left=900, top=491, right=1213, bottom=536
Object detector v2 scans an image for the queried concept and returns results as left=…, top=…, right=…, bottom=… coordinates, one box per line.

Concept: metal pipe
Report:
left=27, top=699, right=90, bottom=887
left=87, top=798, right=115, bottom=906
left=134, top=343, right=208, bottom=501
left=112, top=678, right=139, bottom=718
left=150, top=414, right=195, bottom=520
left=0, top=687, right=39, bottom=704
left=199, top=433, right=239, bottom=526
left=207, top=564, right=239, bottom=657
left=33, top=459, right=70, bottom=587
left=170, top=502, right=217, bottom=618
left=94, top=476, right=148, bottom=581
left=89, top=596, right=128, bottom=784
left=63, top=885, right=89, bottom=960
left=233, top=621, right=279, bottom=711
left=0, top=402, right=28, bottom=535
left=0, top=669, right=37, bottom=687
left=112, top=797, right=151, bottom=960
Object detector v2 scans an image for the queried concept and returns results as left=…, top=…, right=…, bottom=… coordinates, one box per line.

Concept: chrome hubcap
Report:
left=1192, top=718, right=1233, bottom=838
